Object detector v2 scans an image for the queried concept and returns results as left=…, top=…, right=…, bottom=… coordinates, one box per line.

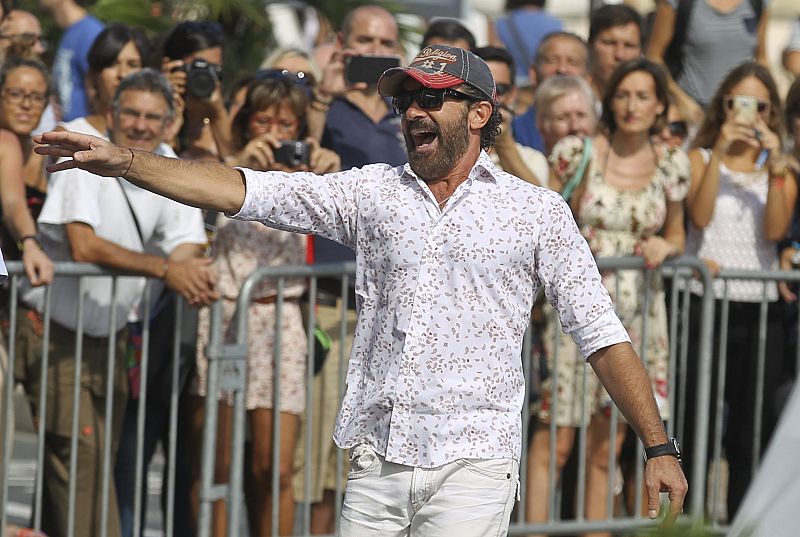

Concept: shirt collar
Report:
left=402, top=150, right=500, bottom=184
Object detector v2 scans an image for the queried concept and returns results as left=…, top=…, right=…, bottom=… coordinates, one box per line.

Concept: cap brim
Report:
left=378, top=66, right=466, bottom=97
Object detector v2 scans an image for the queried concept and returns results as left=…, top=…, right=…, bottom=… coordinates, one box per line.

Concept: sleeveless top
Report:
left=686, top=148, right=778, bottom=302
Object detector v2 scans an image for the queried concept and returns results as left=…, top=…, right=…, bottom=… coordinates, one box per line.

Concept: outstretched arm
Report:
left=589, top=342, right=688, bottom=524
left=34, top=131, right=246, bottom=214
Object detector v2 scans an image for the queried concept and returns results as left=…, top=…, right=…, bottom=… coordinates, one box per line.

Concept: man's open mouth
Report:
left=410, top=128, right=438, bottom=151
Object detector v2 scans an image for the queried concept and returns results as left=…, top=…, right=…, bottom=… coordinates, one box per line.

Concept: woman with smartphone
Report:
left=682, top=61, right=795, bottom=519
left=530, top=58, right=689, bottom=533
left=192, top=74, right=339, bottom=537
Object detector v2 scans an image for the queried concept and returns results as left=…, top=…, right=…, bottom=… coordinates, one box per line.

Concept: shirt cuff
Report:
left=227, top=167, right=275, bottom=221
left=570, top=309, right=631, bottom=360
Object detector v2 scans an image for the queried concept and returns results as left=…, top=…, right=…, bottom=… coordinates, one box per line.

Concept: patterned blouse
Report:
left=232, top=151, right=630, bottom=467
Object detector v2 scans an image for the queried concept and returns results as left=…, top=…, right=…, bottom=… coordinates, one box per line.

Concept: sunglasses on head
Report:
left=724, top=96, right=769, bottom=113
left=181, top=21, right=223, bottom=36
left=254, top=69, right=315, bottom=94
left=668, top=120, right=688, bottom=138
left=392, top=87, right=481, bottom=115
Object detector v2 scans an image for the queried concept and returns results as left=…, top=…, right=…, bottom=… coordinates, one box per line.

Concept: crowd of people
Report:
left=0, top=0, right=798, bottom=536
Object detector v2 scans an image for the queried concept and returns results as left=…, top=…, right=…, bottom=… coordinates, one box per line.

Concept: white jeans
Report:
left=339, top=444, right=519, bottom=537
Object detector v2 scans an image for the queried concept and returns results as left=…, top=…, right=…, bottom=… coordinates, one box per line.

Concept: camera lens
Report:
left=187, top=68, right=216, bottom=99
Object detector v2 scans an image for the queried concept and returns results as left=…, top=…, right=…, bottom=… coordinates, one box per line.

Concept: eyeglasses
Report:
left=667, top=120, right=688, bottom=138
left=495, top=83, right=512, bottom=97
left=2, top=87, right=47, bottom=107
left=724, top=96, right=769, bottom=113
left=117, top=107, right=167, bottom=125
left=392, top=87, right=481, bottom=115
left=0, top=32, right=48, bottom=51
left=249, top=114, right=300, bottom=134
left=254, top=69, right=315, bottom=92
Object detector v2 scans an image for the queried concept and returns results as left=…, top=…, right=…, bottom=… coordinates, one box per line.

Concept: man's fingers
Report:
left=34, top=142, right=87, bottom=156
left=45, top=159, right=79, bottom=173
left=646, top=482, right=660, bottom=519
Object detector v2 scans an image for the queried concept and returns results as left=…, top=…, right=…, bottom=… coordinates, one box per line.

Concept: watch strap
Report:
left=644, top=438, right=681, bottom=462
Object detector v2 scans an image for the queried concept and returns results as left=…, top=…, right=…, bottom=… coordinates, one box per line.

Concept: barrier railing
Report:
left=1, top=257, right=797, bottom=536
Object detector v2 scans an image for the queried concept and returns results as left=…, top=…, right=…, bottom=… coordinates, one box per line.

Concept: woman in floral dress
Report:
left=526, top=58, right=689, bottom=533
left=192, top=74, right=339, bottom=537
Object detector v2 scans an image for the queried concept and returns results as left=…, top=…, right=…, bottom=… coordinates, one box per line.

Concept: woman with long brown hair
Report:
left=681, top=61, right=795, bottom=520
left=531, top=58, right=689, bottom=535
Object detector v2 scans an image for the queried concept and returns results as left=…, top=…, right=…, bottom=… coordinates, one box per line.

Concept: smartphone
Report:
left=344, top=55, right=401, bottom=86
left=273, top=140, right=310, bottom=168
left=732, top=95, right=758, bottom=125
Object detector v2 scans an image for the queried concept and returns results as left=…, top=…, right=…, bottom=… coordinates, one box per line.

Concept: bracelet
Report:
left=770, top=175, right=786, bottom=188
left=160, top=260, right=169, bottom=280
left=312, top=92, right=333, bottom=106
left=17, top=235, right=40, bottom=252
left=123, top=148, right=135, bottom=178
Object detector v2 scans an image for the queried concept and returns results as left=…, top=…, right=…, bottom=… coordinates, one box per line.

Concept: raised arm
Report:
left=34, top=131, right=246, bottom=214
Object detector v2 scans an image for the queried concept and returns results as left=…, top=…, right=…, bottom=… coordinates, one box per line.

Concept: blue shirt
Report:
left=512, top=106, right=545, bottom=153
left=317, top=97, right=407, bottom=265
left=53, top=15, right=105, bottom=122
left=495, top=9, right=562, bottom=86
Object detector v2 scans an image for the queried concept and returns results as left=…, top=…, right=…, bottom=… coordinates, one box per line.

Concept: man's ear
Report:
left=469, top=101, right=494, bottom=130
left=528, top=65, right=539, bottom=89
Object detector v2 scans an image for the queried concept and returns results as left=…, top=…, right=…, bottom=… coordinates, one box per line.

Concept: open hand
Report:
left=34, top=131, right=133, bottom=177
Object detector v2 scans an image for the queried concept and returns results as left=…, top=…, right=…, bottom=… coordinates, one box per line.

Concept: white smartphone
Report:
left=732, top=95, right=758, bottom=125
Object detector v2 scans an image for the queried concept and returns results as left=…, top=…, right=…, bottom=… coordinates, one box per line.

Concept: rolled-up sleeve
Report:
left=534, top=192, right=630, bottom=359
left=230, top=165, right=388, bottom=249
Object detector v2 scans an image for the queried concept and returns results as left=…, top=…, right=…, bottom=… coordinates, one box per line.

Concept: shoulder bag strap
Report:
left=561, top=137, right=593, bottom=204
left=116, top=178, right=145, bottom=248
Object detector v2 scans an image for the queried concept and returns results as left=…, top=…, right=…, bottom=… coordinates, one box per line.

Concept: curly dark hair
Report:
left=458, top=84, right=501, bottom=150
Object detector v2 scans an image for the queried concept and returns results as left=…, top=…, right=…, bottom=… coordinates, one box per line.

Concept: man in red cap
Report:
left=35, top=44, right=686, bottom=536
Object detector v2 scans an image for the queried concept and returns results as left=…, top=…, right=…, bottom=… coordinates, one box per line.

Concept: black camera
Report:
left=180, top=59, right=222, bottom=100
left=273, top=141, right=310, bottom=168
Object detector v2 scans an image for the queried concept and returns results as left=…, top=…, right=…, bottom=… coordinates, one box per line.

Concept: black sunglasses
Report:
left=495, top=83, right=512, bottom=97
left=668, top=120, right=688, bottom=138
left=392, top=87, right=480, bottom=115
left=724, top=96, right=769, bottom=113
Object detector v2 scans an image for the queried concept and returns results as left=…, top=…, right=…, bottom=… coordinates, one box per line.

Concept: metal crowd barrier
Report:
left=1, top=257, right=798, bottom=536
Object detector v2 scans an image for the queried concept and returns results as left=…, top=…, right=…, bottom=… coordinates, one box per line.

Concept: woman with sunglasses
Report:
left=530, top=58, right=689, bottom=533
left=0, top=57, right=53, bottom=286
left=681, top=62, right=795, bottom=519
left=191, top=75, right=338, bottom=537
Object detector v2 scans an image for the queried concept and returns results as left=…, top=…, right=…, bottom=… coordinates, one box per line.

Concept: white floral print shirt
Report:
left=233, top=151, right=629, bottom=467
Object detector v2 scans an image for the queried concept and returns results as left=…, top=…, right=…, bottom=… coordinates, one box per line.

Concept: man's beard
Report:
left=404, top=106, right=470, bottom=181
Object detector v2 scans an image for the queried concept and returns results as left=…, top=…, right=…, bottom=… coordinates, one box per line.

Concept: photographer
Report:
left=190, top=74, right=338, bottom=536
left=161, top=21, right=233, bottom=161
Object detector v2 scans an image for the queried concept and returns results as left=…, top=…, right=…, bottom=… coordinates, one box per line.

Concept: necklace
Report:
left=437, top=192, right=454, bottom=209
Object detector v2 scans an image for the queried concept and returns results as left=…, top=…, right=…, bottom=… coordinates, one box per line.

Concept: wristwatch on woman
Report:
left=644, top=437, right=682, bottom=463
left=791, top=242, right=800, bottom=267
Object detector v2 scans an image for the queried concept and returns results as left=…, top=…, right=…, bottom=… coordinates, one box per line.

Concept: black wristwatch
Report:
left=644, top=438, right=682, bottom=463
